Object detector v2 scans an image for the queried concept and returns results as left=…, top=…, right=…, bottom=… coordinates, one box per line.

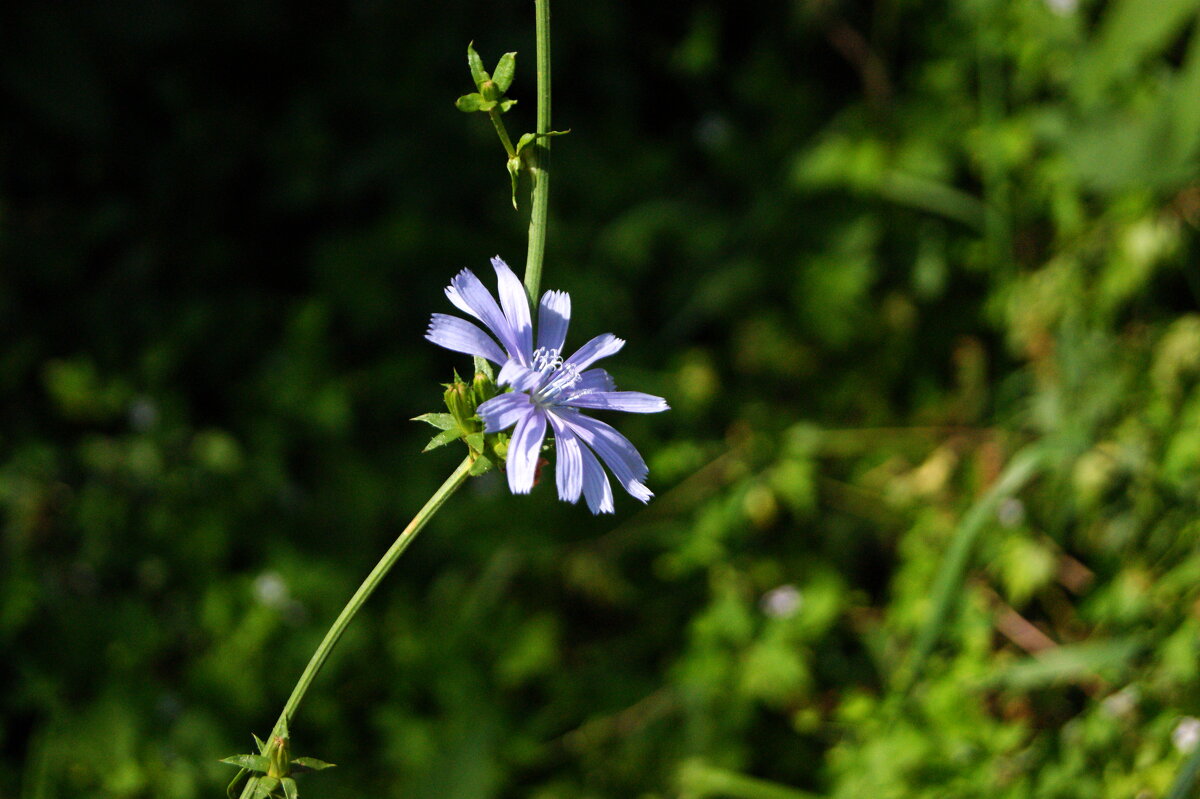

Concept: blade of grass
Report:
left=978, top=637, right=1144, bottom=691
left=895, top=444, right=1049, bottom=694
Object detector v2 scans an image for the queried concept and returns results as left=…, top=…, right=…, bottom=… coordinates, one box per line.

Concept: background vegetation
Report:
left=4, top=0, right=1200, bottom=796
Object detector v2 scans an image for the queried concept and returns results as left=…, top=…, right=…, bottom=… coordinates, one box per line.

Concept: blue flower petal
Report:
left=426, top=314, right=509, bottom=365
left=448, top=267, right=524, bottom=362
left=564, top=334, right=625, bottom=371
left=548, top=415, right=583, bottom=504
left=537, top=290, right=571, bottom=353
left=576, top=437, right=615, bottom=514
left=555, top=409, right=652, bottom=503
left=574, top=369, right=616, bottom=394
left=507, top=407, right=547, bottom=495
left=491, top=257, right=534, bottom=364
left=562, top=391, right=669, bottom=414
left=498, top=360, right=542, bottom=392
left=477, top=392, right=534, bottom=433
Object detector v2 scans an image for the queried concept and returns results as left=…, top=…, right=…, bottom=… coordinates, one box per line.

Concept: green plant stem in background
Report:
left=237, top=455, right=474, bottom=798
left=895, top=444, right=1049, bottom=695
left=522, top=0, right=551, bottom=302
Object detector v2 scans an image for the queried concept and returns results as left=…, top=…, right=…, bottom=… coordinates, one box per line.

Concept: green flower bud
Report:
left=444, top=379, right=475, bottom=429
left=473, top=370, right=497, bottom=403
left=480, top=80, right=501, bottom=103
left=268, top=736, right=291, bottom=779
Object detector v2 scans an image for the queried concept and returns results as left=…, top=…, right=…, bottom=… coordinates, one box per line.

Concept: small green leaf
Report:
left=221, top=754, right=270, bottom=773
left=254, top=777, right=279, bottom=799
left=467, top=42, right=489, bottom=89
left=291, top=757, right=337, bottom=773
left=515, top=129, right=570, bottom=155
left=455, top=93, right=496, bottom=113
left=252, top=734, right=268, bottom=754
left=469, top=454, right=494, bottom=476
left=282, top=777, right=299, bottom=799
left=465, top=432, right=485, bottom=453
left=498, top=98, right=517, bottom=113
left=473, top=356, right=494, bottom=380
left=413, top=413, right=456, bottom=430
left=424, top=428, right=464, bottom=452
left=493, top=51, right=517, bottom=93
left=515, top=132, right=537, bottom=155
left=507, top=156, right=522, bottom=209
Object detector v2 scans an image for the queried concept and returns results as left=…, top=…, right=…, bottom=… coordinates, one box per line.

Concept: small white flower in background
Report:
left=695, top=113, right=732, bottom=150
left=254, top=571, right=290, bottom=609
left=996, top=497, right=1025, bottom=528
left=1173, top=716, right=1200, bottom=753
left=1045, top=0, right=1077, bottom=15
left=760, top=584, right=803, bottom=618
left=129, top=397, right=159, bottom=432
left=1100, top=685, right=1139, bottom=718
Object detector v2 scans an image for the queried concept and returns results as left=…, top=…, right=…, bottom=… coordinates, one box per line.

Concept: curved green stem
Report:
left=522, top=0, right=551, bottom=302
left=238, top=455, right=474, bottom=798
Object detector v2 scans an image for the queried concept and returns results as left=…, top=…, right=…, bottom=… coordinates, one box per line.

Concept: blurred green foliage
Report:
left=3, top=0, right=1200, bottom=797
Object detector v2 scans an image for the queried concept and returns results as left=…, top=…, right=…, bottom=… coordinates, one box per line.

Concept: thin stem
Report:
left=238, top=455, right=474, bottom=798
left=894, top=444, right=1047, bottom=694
left=488, top=109, right=516, bottom=158
left=522, top=0, right=551, bottom=302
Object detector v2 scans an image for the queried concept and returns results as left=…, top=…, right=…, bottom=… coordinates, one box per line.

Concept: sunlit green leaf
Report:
left=221, top=754, right=270, bottom=772
left=493, top=51, right=517, bottom=93
left=424, top=428, right=464, bottom=452
left=413, top=413, right=456, bottom=430
left=466, top=41, right=489, bottom=89
left=253, top=777, right=279, bottom=799
left=455, top=93, right=496, bottom=113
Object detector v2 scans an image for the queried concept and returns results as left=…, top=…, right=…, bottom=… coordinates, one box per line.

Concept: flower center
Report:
left=531, top=346, right=580, bottom=405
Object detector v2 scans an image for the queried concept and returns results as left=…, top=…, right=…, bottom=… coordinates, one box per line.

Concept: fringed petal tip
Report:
left=426, top=314, right=508, bottom=365
left=626, top=480, right=653, bottom=504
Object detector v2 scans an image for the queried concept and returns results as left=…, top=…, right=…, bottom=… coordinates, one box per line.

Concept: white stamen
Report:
left=533, top=346, right=564, bottom=373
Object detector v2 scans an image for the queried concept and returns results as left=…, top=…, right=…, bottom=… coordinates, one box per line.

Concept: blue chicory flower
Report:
left=426, top=256, right=668, bottom=513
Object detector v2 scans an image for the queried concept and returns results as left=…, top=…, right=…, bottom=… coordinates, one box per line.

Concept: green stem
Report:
left=522, top=0, right=551, bottom=302
left=238, top=455, right=474, bottom=798
left=488, top=109, right=516, bottom=158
